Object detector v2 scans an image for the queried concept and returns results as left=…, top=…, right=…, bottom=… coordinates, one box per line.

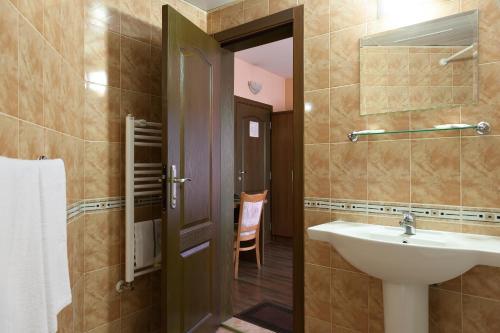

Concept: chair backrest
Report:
left=236, top=191, right=268, bottom=241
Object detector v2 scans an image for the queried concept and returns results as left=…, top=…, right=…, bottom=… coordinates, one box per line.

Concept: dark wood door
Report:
left=234, top=96, right=271, bottom=243
left=162, top=6, right=222, bottom=333
left=271, top=111, right=293, bottom=237
left=234, top=97, right=271, bottom=195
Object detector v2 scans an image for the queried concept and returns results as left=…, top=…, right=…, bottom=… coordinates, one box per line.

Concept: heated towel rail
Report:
left=121, top=115, right=163, bottom=290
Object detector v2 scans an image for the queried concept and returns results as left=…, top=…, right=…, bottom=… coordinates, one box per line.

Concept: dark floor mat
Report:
left=235, top=301, right=293, bottom=333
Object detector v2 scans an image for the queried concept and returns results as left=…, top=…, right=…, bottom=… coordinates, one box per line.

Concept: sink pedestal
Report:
left=383, top=282, right=428, bottom=333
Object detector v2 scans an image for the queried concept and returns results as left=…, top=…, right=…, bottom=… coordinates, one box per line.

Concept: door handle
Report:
left=239, top=170, right=247, bottom=174
left=172, top=177, right=192, bottom=183
left=169, top=165, right=191, bottom=209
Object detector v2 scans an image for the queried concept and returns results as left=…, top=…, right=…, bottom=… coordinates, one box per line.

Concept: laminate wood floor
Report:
left=232, top=240, right=293, bottom=315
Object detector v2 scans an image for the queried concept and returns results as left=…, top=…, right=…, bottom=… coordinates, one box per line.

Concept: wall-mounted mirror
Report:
left=360, top=10, right=478, bottom=115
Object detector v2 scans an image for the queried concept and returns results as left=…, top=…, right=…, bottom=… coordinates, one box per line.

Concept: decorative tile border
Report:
left=67, top=196, right=161, bottom=221
left=304, top=198, right=500, bottom=223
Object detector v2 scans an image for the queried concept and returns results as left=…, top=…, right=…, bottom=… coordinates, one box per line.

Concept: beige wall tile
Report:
left=19, top=121, right=44, bottom=159
left=84, top=141, right=121, bottom=198
left=463, top=295, right=500, bottom=332
left=411, top=138, right=461, bottom=205
left=84, top=23, right=121, bottom=88
left=43, top=43, right=63, bottom=133
left=330, top=84, right=366, bottom=143
left=306, top=316, right=331, bottom=333
left=330, top=25, right=363, bottom=87
left=243, top=0, right=269, bottom=23
left=220, top=2, right=244, bottom=31
left=305, top=34, right=330, bottom=91
left=0, top=0, right=19, bottom=118
left=121, top=275, right=152, bottom=316
left=461, top=136, right=500, bottom=208
left=478, top=0, right=500, bottom=64
left=121, top=0, right=152, bottom=43
left=121, top=36, right=151, bottom=94
left=44, top=0, right=63, bottom=52
left=304, top=0, right=329, bottom=38
left=305, top=144, right=330, bottom=198
left=305, top=210, right=331, bottom=266
left=85, top=0, right=121, bottom=33
left=61, top=61, right=85, bottom=138
left=87, top=319, right=121, bottom=333
left=368, top=277, right=384, bottom=332
left=121, top=308, right=152, bottom=333
left=19, top=17, right=44, bottom=125
left=0, top=114, right=19, bottom=158
left=429, top=288, right=462, bottom=332
left=367, top=140, right=410, bottom=203
left=480, top=62, right=500, bottom=105
left=84, top=211, right=122, bottom=272
left=269, top=0, right=296, bottom=14
left=305, top=89, right=330, bottom=144
left=330, top=142, right=367, bottom=200
left=305, top=263, right=331, bottom=322
left=15, top=0, right=43, bottom=32
left=73, top=277, right=85, bottom=332
left=463, top=265, right=500, bottom=301
left=330, top=0, right=367, bottom=32
left=331, top=269, right=369, bottom=331
left=84, top=265, right=121, bottom=331
left=84, top=83, right=121, bottom=142
left=269, top=0, right=297, bottom=14
left=61, top=0, right=84, bottom=76
left=57, top=303, right=74, bottom=333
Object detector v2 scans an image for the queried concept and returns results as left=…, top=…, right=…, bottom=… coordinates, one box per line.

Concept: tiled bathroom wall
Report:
left=207, top=0, right=500, bottom=332
left=0, top=0, right=206, bottom=332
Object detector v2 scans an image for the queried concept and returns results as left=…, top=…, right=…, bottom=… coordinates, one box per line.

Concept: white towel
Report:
left=0, top=157, right=71, bottom=333
left=39, top=159, right=71, bottom=332
left=134, top=220, right=155, bottom=269
left=0, top=157, right=49, bottom=332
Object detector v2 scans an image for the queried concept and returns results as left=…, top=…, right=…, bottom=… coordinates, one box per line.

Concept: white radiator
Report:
left=124, top=115, right=163, bottom=283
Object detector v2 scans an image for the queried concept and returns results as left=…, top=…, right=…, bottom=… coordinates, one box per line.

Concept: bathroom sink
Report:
left=308, top=221, right=500, bottom=333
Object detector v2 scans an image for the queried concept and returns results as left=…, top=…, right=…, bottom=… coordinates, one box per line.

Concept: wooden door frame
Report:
left=214, top=6, right=305, bottom=332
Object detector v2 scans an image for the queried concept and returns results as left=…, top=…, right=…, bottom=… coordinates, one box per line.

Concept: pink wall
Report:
left=234, top=57, right=287, bottom=111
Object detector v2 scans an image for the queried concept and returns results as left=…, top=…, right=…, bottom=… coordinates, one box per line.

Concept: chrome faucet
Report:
left=400, top=211, right=416, bottom=235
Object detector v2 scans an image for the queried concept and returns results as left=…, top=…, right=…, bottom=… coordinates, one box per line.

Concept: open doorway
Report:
left=161, top=5, right=304, bottom=333
left=231, top=38, right=295, bottom=332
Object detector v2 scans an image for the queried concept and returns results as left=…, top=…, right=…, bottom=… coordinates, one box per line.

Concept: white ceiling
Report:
left=185, top=0, right=235, bottom=11
left=235, top=38, right=293, bottom=79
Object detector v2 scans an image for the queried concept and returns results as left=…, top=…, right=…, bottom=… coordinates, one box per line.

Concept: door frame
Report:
left=214, top=6, right=305, bottom=332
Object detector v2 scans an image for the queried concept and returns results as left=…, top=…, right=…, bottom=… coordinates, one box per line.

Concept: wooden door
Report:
left=271, top=111, right=293, bottom=238
left=234, top=96, right=271, bottom=243
left=162, top=6, right=222, bottom=333
left=234, top=97, right=271, bottom=196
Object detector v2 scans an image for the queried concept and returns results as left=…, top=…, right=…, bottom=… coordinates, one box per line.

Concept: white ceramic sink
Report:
left=308, top=221, right=500, bottom=333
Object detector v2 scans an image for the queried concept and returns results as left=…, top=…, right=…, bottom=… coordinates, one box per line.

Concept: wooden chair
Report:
left=233, top=190, right=268, bottom=279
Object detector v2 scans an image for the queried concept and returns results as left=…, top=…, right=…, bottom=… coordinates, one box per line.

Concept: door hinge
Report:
left=269, top=122, right=272, bottom=130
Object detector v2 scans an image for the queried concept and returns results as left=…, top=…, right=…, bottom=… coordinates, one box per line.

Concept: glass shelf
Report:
left=348, top=121, right=490, bottom=142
